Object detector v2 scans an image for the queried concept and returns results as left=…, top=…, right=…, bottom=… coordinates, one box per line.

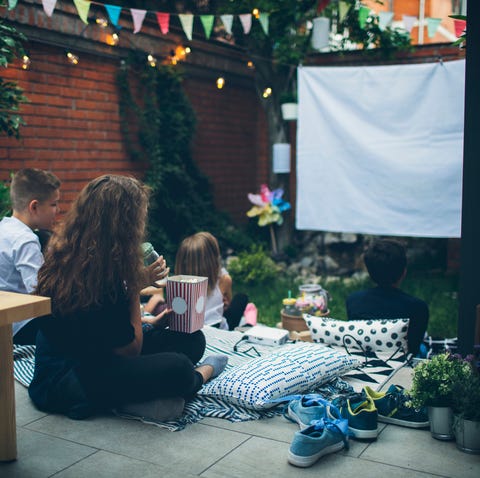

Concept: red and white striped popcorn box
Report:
left=166, top=275, right=208, bottom=333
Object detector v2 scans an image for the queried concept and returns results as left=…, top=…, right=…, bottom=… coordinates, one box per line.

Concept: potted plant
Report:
left=280, top=91, right=298, bottom=121
left=410, top=352, right=472, bottom=440
left=451, top=355, right=480, bottom=454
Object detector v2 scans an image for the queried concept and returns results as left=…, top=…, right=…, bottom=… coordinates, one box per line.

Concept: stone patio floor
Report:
left=1, top=367, right=479, bottom=478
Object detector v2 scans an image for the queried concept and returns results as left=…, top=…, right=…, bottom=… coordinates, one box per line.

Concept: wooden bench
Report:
left=0, top=291, right=51, bottom=462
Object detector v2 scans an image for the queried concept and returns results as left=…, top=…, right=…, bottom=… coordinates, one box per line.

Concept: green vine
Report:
left=117, top=53, right=253, bottom=262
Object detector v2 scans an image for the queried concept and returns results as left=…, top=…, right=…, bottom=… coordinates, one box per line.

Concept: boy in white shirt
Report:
left=0, top=168, right=61, bottom=344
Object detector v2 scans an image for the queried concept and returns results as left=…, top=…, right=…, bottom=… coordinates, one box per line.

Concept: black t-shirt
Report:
left=346, top=286, right=429, bottom=356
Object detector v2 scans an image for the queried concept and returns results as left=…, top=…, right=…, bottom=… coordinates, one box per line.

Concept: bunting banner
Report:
left=8, top=0, right=18, bottom=10
left=104, top=4, right=122, bottom=28
left=220, top=14, right=234, bottom=35
left=453, top=19, right=466, bottom=38
left=358, top=6, right=370, bottom=29
left=130, top=8, right=146, bottom=34
left=378, top=11, right=394, bottom=31
left=259, top=12, right=269, bottom=35
left=73, top=0, right=90, bottom=24
left=200, top=15, right=214, bottom=39
left=239, top=14, right=252, bottom=34
left=317, top=0, right=330, bottom=14
left=338, top=1, right=349, bottom=23
left=403, top=15, right=417, bottom=33
left=426, top=17, right=442, bottom=38
left=178, top=13, right=194, bottom=40
left=42, top=0, right=57, bottom=17
left=156, top=12, right=170, bottom=34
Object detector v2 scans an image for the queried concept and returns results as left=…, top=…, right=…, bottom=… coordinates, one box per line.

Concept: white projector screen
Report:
left=296, top=60, right=465, bottom=238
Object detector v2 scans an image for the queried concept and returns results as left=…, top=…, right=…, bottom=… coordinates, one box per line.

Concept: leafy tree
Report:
left=0, top=19, right=28, bottom=138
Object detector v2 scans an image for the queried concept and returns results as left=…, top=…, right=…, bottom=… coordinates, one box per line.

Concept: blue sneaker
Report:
left=285, top=395, right=328, bottom=430
left=288, top=417, right=349, bottom=468
left=364, top=385, right=429, bottom=428
left=332, top=393, right=378, bottom=439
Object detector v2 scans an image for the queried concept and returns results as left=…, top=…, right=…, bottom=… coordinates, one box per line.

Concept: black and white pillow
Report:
left=304, top=315, right=409, bottom=354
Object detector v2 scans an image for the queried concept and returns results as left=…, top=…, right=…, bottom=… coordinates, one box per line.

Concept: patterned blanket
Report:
left=13, top=327, right=406, bottom=431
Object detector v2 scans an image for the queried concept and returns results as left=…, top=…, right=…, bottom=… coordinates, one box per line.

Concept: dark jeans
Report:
left=224, top=293, right=249, bottom=330
left=14, top=317, right=44, bottom=346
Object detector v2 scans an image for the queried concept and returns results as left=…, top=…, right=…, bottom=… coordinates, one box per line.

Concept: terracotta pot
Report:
left=428, top=406, right=454, bottom=440
left=454, top=416, right=480, bottom=454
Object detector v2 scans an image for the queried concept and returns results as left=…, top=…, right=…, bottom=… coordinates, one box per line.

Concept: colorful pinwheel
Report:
left=246, top=184, right=291, bottom=227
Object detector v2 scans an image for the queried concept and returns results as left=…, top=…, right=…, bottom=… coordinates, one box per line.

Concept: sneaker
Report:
left=364, top=385, right=429, bottom=428
left=285, top=394, right=328, bottom=430
left=332, top=393, right=378, bottom=439
left=288, top=417, right=349, bottom=468
left=118, top=397, right=185, bottom=423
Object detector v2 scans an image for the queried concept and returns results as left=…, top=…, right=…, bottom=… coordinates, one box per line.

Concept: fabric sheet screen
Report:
left=296, top=60, right=465, bottom=238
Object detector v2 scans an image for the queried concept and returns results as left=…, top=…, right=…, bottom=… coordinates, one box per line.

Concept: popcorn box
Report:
left=166, top=275, right=208, bottom=333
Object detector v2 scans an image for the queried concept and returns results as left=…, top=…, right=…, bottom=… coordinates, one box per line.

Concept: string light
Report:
left=21, top=55, right=31, bottom=70
left=216, top=77, right=225, bottom=89
left=147, top=54, right=157, bottom=67
left=66, top=51, right=79, bottom=65
left=247, top=60, right=254, bottom=69
left=262, top=87, right=272, bottom=98
left=252, top=8, right=260, bottom=19
left=107, top=33, right=119, bottom=46
left=96, top=17, right=108, bottom=28
left=170, top=45, right=191, bottom=65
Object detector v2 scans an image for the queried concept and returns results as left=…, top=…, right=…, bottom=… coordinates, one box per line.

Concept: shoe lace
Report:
left=310, top=418, right=350, bottom=450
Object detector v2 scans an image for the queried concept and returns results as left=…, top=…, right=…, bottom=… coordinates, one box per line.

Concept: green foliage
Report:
left=228, top=245, right=281, bottom=285
left=117, top=53, right=253, bottom=263
left=0, top=179, right=11, bottom=218
left=452, top=360, right=480, bottom=420
left=0, top=19, right=28, bottom=138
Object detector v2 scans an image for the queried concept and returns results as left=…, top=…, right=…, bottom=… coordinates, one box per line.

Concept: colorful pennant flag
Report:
left=42, top=0, right=57, bottom=17
left=239, top=14, right=252, bottom=34
left=317, top=0, right=330, bottom=14
left=220, top=14, right=234, bottom=35
left=402, top=15, right=417, bottom=33
left=426, top=17, right=442, bottom=38
left=338, top=1, right=349, bottom=23
left=378, top=11, right=394, bottom=31
left=258, top=12, right=269, bottom=35
left=178, top=14, right=194, bottom=41
left=73, top=0, right=90, bottom=25
left=8, top=0, right=18, bottom=10
left=156, top=12, right=170, bottom=34
left=358, top=6, right=370, bottom=29
left=453, top=19, right=466, bottom=38
left=104, top=4, right=122, bottom=28
left=200, top=15, right=214, bottom=39
left=130, top=9, right=146, bottom=34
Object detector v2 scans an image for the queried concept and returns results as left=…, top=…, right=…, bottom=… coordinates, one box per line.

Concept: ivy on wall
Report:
left=117, top=53, right=252, bottom=262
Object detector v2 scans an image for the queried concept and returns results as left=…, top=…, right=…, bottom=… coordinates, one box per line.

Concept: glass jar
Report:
left=282, top=298, right=302, bottom=317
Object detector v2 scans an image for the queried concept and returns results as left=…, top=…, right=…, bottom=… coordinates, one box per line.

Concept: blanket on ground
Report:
left=13, top=327, right=406, bottom=431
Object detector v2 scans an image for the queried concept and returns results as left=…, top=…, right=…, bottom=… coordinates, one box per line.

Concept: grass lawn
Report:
left=236, top=271, right=459, bottom=339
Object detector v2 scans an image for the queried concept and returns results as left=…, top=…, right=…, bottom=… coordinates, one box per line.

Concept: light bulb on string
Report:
left=147, top=54, right=157, bottom=67
left=66, top=52, right=79, bottom=65
left=107, top=33, right=119, bottom=46
left=262, top=87, right=272, bottom=98
left=216, top=77, right=225, bottom=89
left=21, top=55, right=31, bottom=70
left=96, top=17, right=108, bottom=28
left=252, top=8, right=260, bottom=19
left=247, top=60, right=254, bottom=69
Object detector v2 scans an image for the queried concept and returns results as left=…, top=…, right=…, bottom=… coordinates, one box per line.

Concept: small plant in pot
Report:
left=451, top=354, right=480, bottom=454
left=410, top=352, right=472, bottom=440
left=279, top=91, right=298, bottom=121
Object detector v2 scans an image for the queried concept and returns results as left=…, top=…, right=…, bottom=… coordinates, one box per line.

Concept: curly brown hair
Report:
left=36, top=175, right=150, bottom=316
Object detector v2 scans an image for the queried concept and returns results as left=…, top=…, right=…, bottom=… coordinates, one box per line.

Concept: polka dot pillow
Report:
left=198, top=343, right=360, bottom=410
left=304, top=315, right=409, bottom=354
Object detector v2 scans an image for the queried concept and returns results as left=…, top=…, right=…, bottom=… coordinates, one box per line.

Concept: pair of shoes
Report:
left=364, top=385, right=429, bottom=428
left=118, top=397, right=185, bottom=423
left=288, top=417, right=349, bottom=468
left=332, top=393, right=378, bottom=440
left=285, top=394, right=328, bottom=429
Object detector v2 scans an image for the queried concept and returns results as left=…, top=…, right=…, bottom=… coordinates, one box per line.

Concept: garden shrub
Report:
left=228, top=245, right=280, bottom=285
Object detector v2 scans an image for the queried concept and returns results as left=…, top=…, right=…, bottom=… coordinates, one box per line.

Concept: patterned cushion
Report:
left=198, top=343, right=360, bottom=410
left=304, top=315, right=409, bottom=354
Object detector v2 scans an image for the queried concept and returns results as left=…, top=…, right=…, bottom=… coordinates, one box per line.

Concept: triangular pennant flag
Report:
left=317, top=0, right=330, bottom=14
left=130, top=9, right=146, bottom=34
left=239, top=14, right=252, bottom=34
left=402, top=14, right=417, bottom=33
left=426, top=17, right=442, bottom=38
left=200, top=15, right=214, bottom=39
left=178, top=14, right=194, bottom=40
left=8, top=0, right=18, bottom=10
left=156, top=12, right=170, bottom=34
left=338, top=1, right=349, bottom=23
left=378, top=11, right=394, bottom=31
left=73, top=0, right=90, bottom=25
left=453, top=19, right=466, bottom=38
left=258, top=12, right=269, bottom=35
left=42, top=0, right=57, bottom=17
left=220, top=14, right=234, bottom=35
left=104, top=4, right=122, bottom=28
left=358, top=6, right=370, bottom=29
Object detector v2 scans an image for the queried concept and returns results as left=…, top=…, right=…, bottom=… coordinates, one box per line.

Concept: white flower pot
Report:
left=428, top=406, right=454, bottom=440
left=454, top=416, right=480, bottom=454
left=281, top=103, right=298, bottom=121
